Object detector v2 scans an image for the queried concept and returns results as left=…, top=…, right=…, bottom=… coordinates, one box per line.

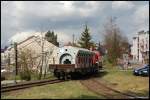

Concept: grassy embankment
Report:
left=1, top=80, right=103, bottom=99
left=2, top=63, right=149, bottom=99
left=4, top=72, right=55, bottom=81
left=98, top=64, right=149, bottom=97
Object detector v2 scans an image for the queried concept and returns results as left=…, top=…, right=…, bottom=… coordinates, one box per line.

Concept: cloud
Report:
left=1, top=1, right=149, bottom=48
left=8, top=31, right=37, bottom=43
left=57, top=32, right=72, bottom=44
left=132, top=4, right=149, bottom=31
left=112, top=1, right=135, bottom=10
left=8, top=30, right=73, bottom=47
left=1, top=1, right=108, bottom=47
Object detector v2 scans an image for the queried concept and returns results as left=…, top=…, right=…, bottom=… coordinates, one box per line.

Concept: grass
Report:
left=1, top=81, right=103, bottom=99
left=2, top=64, right=149, bottom=99
left=5, top=74, right=21, bottom=80
left=99, top=65, right=149, bottom=97
left=4, top=72, right=55, bottom=81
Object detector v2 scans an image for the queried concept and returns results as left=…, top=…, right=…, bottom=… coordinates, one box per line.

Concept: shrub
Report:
left=1, top=76, right=5, bottom=81
left=19, top=70, right=31, bottom=81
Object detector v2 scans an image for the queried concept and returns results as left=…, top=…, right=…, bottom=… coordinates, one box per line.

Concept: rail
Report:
left=1, top=79, right=64, bottom=93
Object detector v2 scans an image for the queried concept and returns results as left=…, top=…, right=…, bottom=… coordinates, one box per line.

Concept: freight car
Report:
left=49, top=46, right=102, bottom=80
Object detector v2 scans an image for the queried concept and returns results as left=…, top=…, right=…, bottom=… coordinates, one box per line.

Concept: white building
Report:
left=4, top=35, right=59, bottom=73
left=1, top=51, right=5, bottom=66
left=131, top=30, right=149, bottom=64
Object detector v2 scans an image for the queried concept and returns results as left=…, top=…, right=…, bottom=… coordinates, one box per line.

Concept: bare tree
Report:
left=38, top=30, right=54, bottom=79
left=18, top=48, right=46, bottom=80
left=18, top=48, right=37, bottom=80
left=43, top=47, right=54, bottom=78
left=103, top=17, right=130, bottom=65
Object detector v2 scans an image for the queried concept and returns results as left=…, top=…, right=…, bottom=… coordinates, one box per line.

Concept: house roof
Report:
left=1, top=49, right=5, bottom=53
left=1, top=46, right=8, bottom=53
left=17, top=35, right=36, bottom=45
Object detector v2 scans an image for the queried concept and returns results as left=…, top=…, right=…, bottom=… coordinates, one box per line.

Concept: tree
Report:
left=45, top=30, right=59, bottom=46
left=64, top=41, right=80, bottom=47
left=97, top=42, right=106, bottom=56
left=103, top=17, right=130, bottom=65
left=78, top=24, right=94, bottom=49
left=40, top=32, right=55, bottom=79
left=18, top=48, right=35, bottom=81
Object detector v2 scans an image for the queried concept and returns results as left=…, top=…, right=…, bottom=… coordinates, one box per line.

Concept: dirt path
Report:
left=80, top=78, right=136, bottom=99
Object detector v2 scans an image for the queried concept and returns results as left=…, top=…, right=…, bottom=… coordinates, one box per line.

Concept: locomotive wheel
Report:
left=70, top=73, right=77, bottom=79
left=56, top=72, right=61, bottom=79
left=70, top=73, right=74, bottom=79
left=59, top=71, right=63, bottom=80
left=54, top=69, right=57, bottom=77
left=57, top=73, right=60, bottom=79
left=60, top=71, right=67, bottom=80
left=63, top=72, right=66, bottom=80
left=54, top=69, right=61, bottom=79
left=65, top=73, right=71, bottom=80
left=67, top=74, right=71, bottom=80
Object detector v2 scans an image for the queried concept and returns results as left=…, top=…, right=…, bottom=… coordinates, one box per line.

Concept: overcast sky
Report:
left=1, top=1, right=149, bottom=48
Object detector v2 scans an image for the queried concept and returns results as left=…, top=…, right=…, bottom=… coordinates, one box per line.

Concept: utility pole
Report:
left=39, top=31, right=44, bottom=79
left=72, top=34, right=74, bottom=46
left=14, top=42, right=18, bottom=83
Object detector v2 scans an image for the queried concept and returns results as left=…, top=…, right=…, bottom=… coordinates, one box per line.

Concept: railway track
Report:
left=1, top=79, right=64, bottom=93
left=80, top=78, right=148, bottom=99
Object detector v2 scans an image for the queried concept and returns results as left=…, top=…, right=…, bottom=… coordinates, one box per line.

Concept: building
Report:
left=1, top=47, right=9, bottom=69
left=3, top=35, right=59, bottom=73
left=131, top=30, right=149, bottom=64
left=1, top=49, right=5, bottom=67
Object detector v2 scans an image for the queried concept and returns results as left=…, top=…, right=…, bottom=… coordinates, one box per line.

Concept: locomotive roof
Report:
left=62, top=46, right=93, bottom=52
left=58, top=46, right=94, bottom=56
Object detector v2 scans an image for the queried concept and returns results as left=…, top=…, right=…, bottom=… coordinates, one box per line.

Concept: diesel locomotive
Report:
left=49, top=46, right=102, bottom=80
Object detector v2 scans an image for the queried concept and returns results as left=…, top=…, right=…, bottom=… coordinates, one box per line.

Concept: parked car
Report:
left=133, top=64, right=149, bottom=76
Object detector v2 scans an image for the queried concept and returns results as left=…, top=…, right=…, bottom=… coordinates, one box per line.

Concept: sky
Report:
left=1, top=1, right=149, bottom=48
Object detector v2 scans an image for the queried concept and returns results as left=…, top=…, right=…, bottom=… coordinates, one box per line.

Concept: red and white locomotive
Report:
left=49, top=46, right=102, bottom=79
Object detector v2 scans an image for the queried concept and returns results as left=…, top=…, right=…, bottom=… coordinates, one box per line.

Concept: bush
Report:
left=30, top=72, right=39, bottom=80
left=6, top=74, right=21, bottom=80
left=19, top=70, right=31, bottom=81
left=1, top=76, right=5, bottom=81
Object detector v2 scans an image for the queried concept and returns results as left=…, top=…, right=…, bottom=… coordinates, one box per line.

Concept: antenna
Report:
left=85, top=21, right=88, bottom=25
left=72, top=34, right=75, bottom=45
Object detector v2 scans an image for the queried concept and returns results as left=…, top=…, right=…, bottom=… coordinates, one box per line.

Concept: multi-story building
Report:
left=131, top=30, right=149, bottom=64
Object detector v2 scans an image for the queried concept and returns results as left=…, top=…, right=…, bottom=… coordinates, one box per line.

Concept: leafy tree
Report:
left=78, top=25, right=94, bottom=49
left=45, top=30, right=59, bottom=46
